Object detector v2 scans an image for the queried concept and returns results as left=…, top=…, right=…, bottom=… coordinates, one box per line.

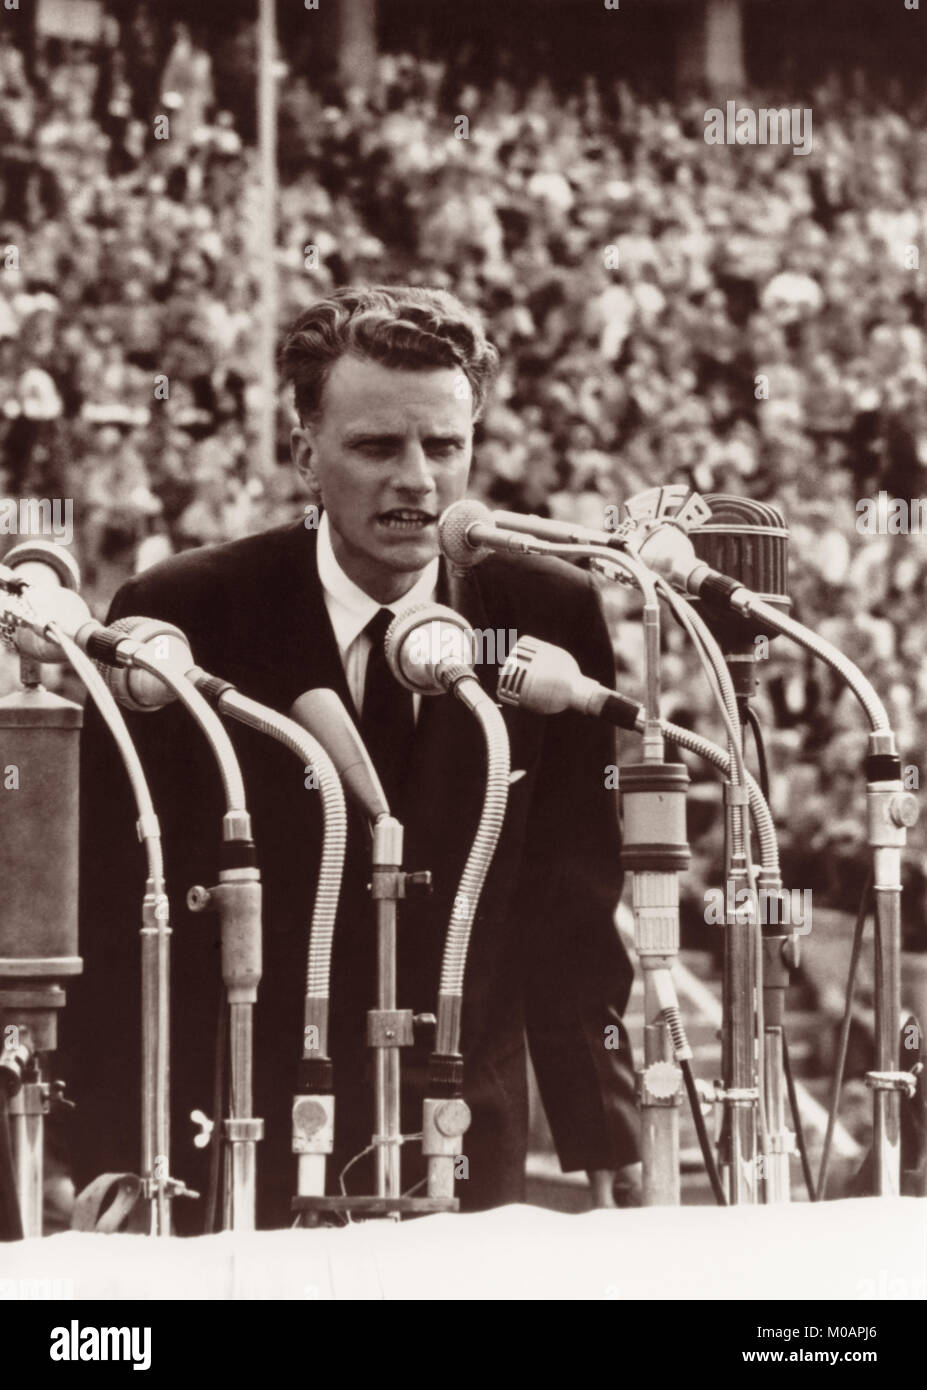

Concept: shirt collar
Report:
left=316, top=510, right=440, bottom=653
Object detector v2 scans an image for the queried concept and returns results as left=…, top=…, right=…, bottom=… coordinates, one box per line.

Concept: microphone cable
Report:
left=743, top=703, right=771, bottom=808
left=680, top=1057, right=727, bottom=1205
left=783, top=1034, right=817, bottom=1202
left=204, top=982, right=228, bottom=1235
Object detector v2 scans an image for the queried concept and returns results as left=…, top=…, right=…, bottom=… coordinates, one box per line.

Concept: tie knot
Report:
left=364, top=607, right=394, bottom=650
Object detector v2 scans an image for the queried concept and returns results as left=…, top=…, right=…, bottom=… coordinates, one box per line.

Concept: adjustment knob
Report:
left=643, top=1060, right=681, bottom=1100
left=888, top=793, right=918, bottom=829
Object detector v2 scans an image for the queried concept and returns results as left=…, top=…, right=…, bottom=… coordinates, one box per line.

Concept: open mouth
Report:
left=376, top=509, right=438, bottom=532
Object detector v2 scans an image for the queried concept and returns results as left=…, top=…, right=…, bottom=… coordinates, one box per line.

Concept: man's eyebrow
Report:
left=342, top=430, right=468, bottom=447
left=342, top=430, right=404, bottom=446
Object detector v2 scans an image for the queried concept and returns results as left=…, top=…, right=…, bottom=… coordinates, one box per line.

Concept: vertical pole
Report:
left=371, top=818, right=403, bottom=1203
left=337, top=0, right=378, bottom=93
left=677, top=0, right=746, bottom=92
left=872, top=871, right=903, bottom=1197
left=257, top=0, right=278, bottom=478
left=9, top=1083, right=42, bottom=1238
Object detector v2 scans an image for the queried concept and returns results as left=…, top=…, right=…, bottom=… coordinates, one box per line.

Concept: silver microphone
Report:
left=498, top=636, right=641, bottom=729
left=438, top=499, right=548, bottom=570
left=384, top=602, right=478, bottom=697
left=289, top=687, right=389, bottom=822
left=95, top=616, right=194, bottom=711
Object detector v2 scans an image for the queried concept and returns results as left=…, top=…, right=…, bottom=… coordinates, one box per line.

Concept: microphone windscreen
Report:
left=12, top=587, right=92, bottom=663
left=384, top=603, right=474, bottom=694
left=438, top=499, right=494, bottom=569
left=690, top=496, right=789, bottom=602
left=4, top=540, right=81, bottom=592
left=497, top=636, right=577, bottom=715
left=99, top=616, right=192, bottom=711
left=689, top=495, right=790, bottom=652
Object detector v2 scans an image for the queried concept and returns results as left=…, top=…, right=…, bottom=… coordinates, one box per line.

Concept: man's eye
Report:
left=427, top=442, right=459, bottom=458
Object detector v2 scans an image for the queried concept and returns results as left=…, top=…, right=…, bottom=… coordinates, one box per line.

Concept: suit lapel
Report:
left=263, top=523, right=359, bottom=719
left=401, top=559, right=496, bottom=837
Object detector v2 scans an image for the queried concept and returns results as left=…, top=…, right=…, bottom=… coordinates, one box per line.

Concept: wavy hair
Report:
left=279, top=285, right=500, bottom=426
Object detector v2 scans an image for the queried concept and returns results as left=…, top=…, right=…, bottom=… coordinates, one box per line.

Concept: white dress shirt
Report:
left=316, top=510, right=439, bottom=719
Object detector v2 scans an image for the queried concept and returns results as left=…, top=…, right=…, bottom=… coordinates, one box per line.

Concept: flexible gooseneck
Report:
left=51, top=626, right=175, bottom=1236
left=384, top=603, right=512, bottom=1199
left=85, top=619, right=263, bottom=1232
left=723, top=594, right=917, bottom=1196
left=0, top=575, right=181, bottom=1236
left=188, top=671, right=348, bottom=1201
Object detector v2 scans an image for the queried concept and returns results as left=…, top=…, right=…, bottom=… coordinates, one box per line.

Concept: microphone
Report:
left=472, top=489, right=709, bottom=556
left=2, top=585, right=94, bottom=664
left=438, top=500, right=548, bottom=570
left=688, top=496, right=789, bottom=609
left=94, top=616, right=194, bottom=711
left=289, top=687, right=389, bottom=822
left=0, top=542, right=88, bottom=663
left=498, top=635, right=641, bottom=730
left=481, top=492, right=790, bottom=637
left=498, top=635, right=780, bottom=874
left=1, top=539, right=82, bottom=592
left=621, top=495, right=788, bottom=611
left=684, top=496, right=790, bottom=695
left=384, top=603, right=480, bottom=701
left=491, top=509, right=629, bottom=551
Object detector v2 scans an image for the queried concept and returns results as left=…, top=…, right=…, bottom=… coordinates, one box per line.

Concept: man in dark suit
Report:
left=67, top=286, right=639, bottom=1229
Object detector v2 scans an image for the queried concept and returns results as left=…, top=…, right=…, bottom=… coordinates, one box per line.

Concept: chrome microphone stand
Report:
left=718, top=591, right=919, bottom=1196
left=287, top=688, right=440, bottom=1222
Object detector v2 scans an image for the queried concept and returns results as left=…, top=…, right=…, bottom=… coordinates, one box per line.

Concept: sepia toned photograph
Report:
left=0, top=0, right=924, bottom=1348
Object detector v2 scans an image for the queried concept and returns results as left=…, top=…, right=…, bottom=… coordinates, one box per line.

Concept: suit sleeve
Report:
left=520, top=573, right=639, bottom=1173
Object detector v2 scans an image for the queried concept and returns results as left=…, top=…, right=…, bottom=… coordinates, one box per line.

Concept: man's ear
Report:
left=291, top=425, right=321, bottom=501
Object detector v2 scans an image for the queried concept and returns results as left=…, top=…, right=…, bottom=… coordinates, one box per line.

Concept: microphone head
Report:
left=100, top=616, right=193, bottom=711
left=11, top=586, right=92, bottom=663
left=289, top=687, right=389, bottom=821
left=689, top=494, right=790, bottom=651
left=438, top=499, right=494, bottom=569
left=384, top=603, right=475, bottom=695
left=689, top=495, right=789, bottom=598
left=497, top=636, right=580, bottom=716
left=3, top=540, right=81, bottom=593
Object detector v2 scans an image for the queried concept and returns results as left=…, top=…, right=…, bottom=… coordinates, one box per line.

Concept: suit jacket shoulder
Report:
left=107, top=522, right=316, bottom=680
left=111, top=522, right=308, bottom=618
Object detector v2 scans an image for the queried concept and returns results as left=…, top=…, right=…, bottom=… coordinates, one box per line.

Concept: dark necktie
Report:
left=359, top=607, right=416, bottom=816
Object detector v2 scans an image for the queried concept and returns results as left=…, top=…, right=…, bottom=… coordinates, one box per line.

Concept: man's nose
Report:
left=393, top=443, right=436, bottom=493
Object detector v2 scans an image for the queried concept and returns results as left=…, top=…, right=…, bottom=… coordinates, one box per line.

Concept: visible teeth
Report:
left=380, top=511, right=433, bottom=527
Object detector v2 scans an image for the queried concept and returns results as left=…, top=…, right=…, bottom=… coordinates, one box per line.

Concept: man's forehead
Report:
left=320, top=355, right=473, bottom=427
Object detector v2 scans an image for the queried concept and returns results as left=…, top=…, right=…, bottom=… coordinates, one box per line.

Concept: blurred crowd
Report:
left=1, top=23, right=926, bottom=939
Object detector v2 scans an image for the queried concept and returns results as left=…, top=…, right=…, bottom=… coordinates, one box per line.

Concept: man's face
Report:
left=291, top=355, right=474, bottom=601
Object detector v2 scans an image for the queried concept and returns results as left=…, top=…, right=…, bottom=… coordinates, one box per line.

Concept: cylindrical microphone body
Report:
left=688, top=495, right=790, bottom=697
left=619, top=762, right=691, bottom=966
left=619, top=763, right=691, bottom=877
left=289, top=687, right=389, bottom=822
left=0, top=686, right=83, bottom=994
